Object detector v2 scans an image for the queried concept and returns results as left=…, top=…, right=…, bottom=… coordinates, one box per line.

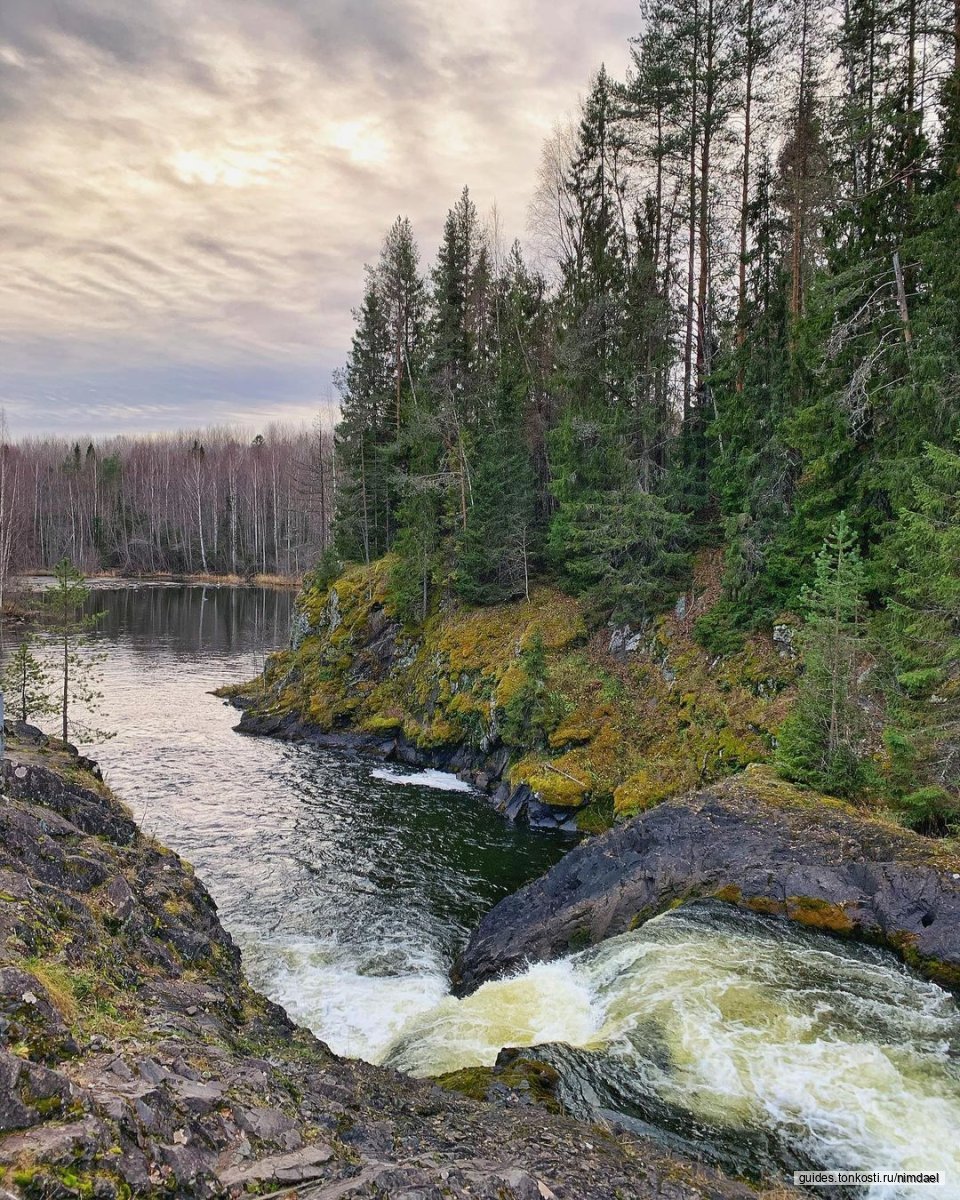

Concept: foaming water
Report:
left=11, top=583, right=960, bottom=1193
left=385, top=903, right=960, bottom=1195
left=12, top=583, right=571, bottom=1062
left=371, top=766, right=474, bottom=793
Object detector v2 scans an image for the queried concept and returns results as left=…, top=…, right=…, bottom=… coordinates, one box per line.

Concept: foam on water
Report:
left=29, top=583, right=958, bottom=1197
left=370, top=766, right=474, bottom=793
left=380, top=905, right=960, bottom=1197
left=245, top=933, right=451, bottom=1061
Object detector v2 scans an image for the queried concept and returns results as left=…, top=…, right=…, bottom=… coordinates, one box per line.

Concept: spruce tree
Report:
left=776, top=514, right=868, bottom=795
left=881, top=444, right=960, bottom=830
left=333, top=274, right=394, bottom=563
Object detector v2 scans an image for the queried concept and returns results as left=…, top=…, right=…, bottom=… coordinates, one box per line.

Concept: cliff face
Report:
left=0, top=727, right=759, bottom=1200
left=455, top=766, right=960, bottom=996
left=231, top=555, right=795, bottom=831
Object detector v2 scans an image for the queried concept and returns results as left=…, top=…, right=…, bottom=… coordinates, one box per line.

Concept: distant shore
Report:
left=12, top=569, right=302, bottom=589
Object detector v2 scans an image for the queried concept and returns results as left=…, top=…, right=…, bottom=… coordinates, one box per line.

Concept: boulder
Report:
left=455, top=767, right=960, bottom=994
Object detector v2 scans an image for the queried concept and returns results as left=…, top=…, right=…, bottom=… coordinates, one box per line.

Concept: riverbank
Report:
left=224, top=554, right=798, bottom=832
left=0, top=725, right=768, bottom=1200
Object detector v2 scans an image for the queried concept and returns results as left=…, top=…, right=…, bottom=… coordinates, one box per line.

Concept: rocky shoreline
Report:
left=0, top=726, right=761, bottom=1200
left=454, top=765, right=960, bottom=996
left=231, top=702, right=583, bottom=832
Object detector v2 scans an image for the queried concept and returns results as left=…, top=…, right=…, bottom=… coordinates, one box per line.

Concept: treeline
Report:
left=0, top=424, right=333, bottom=579
left=332, top=0, right=959, bottom=625
left=329, top=0, right=960, bottom=814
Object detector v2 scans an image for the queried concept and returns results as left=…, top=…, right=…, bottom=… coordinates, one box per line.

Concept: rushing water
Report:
left=8, top=583, right=960, bottom=1196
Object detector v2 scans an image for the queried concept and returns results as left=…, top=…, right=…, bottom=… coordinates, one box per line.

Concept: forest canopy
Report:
left=328, top=0, right=960, bottom=638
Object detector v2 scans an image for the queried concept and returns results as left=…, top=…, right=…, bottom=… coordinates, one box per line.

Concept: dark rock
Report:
left=0, top=967, right=80, bottom=1063
left=504, top=785, right=531, bottom=823
left=455, top=771, right=960, bottom=994
left=0, top=1052, right=39, bottom=1132
left=218, top=1141, right=334, bottom=1189
left=0, top=1116, right=107, bottom=1167
left=234, top=1105, right=302, bottom=1150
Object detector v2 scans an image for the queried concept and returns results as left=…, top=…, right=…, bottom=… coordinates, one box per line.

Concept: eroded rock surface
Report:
left=455, top=766, right=960, bottom=995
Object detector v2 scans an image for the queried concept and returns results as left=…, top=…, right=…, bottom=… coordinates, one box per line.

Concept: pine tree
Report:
left=2, top=639, right=55, bottom=725
left=40, top=558, right=113, bottom=745
left=880, top=444, right=960, bottom=830
left=776, top=514, right=869, bottom=794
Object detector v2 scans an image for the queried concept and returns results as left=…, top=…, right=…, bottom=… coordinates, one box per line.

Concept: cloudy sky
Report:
left=1, top=0, right=637, bottom=440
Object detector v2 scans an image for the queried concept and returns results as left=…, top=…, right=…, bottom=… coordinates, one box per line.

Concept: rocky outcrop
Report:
left=0, top=730, right=759, bottom=1200
left=226, top=556, right=796, bottom=832
left=455, top=766, right=960, bottom=995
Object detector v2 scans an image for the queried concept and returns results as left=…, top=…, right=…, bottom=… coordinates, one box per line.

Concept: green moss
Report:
left=888, top=933, right=960, bottom=990
left=567, top=926, right=592, bottom=952
left=613, top=768, right=679, bottom=817
left=576, top=798, right=615, bottom=834
left=358, top=713, right=404, bottom=734
left=434, top=1065, right=496, bottom=1102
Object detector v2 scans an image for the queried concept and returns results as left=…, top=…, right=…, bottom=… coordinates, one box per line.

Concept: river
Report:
left=9, top=582, right=960, bottom=1197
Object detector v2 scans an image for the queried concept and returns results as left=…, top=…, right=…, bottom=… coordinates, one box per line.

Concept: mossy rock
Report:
left=613, top=768, right=679, bottom=817
left=518, top=763, right=589, bottom=808
left=435, top=1054, right=562, bottom=1114
left=359, top=712, right=404, bottom=734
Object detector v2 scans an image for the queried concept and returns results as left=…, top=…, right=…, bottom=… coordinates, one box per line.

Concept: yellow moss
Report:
left=447, top=691, right=485, bottom=719
left=613, top=767, right=680, bottom=816
left=21, top=961, right=79, bottom=1026
left=518, top=599, right=586, bottom=652
left=359, top=712, right=404, bottom=734
left=416, top=717, right=460, bottom=750
left=513, top=756, right=590, bottom=807
left=494, top=665, right=530, bottom=708
left=547, top=704, right=613, bottom=750
left=713, top=884, right=743, bottom=904
left=786, top=895, right=856, bottom=934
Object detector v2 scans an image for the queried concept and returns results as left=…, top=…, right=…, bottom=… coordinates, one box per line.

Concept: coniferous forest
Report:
left=329, top=0, right=960, bottom=815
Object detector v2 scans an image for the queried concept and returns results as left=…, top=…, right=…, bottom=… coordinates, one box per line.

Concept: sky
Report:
left=0, top=0, right=637, bottom=440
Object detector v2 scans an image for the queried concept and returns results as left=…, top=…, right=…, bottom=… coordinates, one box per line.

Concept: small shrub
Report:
left=895, top=787, right=959, bottom=837
left=306, top=547, right=343, bottom=593
left=693, top=600, right=747, bottom=656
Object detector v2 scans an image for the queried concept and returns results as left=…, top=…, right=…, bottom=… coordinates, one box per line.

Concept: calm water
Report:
left=8, top=583, right=960, bottom=1196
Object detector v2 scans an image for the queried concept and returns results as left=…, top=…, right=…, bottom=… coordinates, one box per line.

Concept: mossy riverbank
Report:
left=227, top=553, right=798, bottom=828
